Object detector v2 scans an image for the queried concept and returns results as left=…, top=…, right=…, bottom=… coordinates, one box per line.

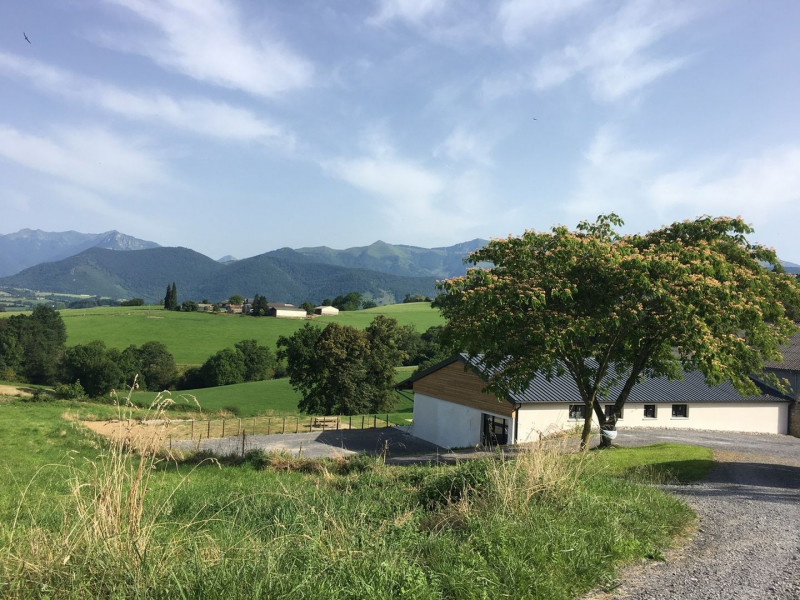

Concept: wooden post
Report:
left=253, top=417, right=256, bottom=435
left=349, top=415, right=352, bottom=429
left=336, top=416, right=339, bottom=431
left=282, top=417, right=286, bottom=434
left=191, top=419, right=194, bottom=439
left=295, top=417, right=299, bottom=434
left=267, top=417, right=272, bottom=435
left=386, top=414, right=389, bottom=428
left=238, top=418, right=241, bottom=436
left=222, top=419, right=225, bottom=437
left=241, top=430, right=246, bottom=457
left=373, top=414, right=376, bottom=429
left=361, top=415, right=365, bottom=430
left=207, top=420, right=210, bottom=438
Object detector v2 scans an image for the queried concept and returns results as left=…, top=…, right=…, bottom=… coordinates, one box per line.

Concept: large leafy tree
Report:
left=0, top=305, right=67, bottom=384
left=63, top=340, right=122, bottom=397
left=435, top=215, right=800, bottom=448
left=277, top=318, right=407, bottom=415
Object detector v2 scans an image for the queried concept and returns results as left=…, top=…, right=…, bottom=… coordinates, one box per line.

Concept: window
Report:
left=568, top=404, right=586, bottom=420
left=604, top=405, right=623, bottom=420
left=643, top=404, right=657, bottom=419
left=671, top=404, right=688, bottom=418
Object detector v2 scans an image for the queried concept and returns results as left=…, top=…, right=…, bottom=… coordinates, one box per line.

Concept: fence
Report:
left=165, top=413, right=394, bottom=448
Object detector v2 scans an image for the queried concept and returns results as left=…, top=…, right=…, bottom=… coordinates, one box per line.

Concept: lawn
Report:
left=58, top=303, right=444, bottom=365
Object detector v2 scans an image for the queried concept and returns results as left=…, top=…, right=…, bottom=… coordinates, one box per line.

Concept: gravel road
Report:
left=587, top=429, right=800, bottom=600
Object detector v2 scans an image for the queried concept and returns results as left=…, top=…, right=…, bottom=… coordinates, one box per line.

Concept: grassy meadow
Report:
left=58, top=302, right=444, bottom=365
left=0, top=394, right=712, bottom=600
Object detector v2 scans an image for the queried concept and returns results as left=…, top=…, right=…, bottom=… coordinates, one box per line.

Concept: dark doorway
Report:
left=482, top=414, right=509, bottom=446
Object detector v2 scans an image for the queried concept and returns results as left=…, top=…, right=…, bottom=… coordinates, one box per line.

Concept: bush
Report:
left=120, top=298, right=145, bottom=307
left=54, top=380, right=86, bottom=400
left=418, top=459, right=491, bottom=508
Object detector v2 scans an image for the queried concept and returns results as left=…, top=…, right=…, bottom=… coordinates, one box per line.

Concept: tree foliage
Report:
left=331, top=292, right=362, bottom=311
left=63, top=341, right=122, bottom=397
left=163, top=282, right=178, bottom=310
left=277, top=317, right=407, bottom=415
left=0, top=305, right=66, bottom=384
left=435, top=215, right=800, bottom=448
left=196, top=339, right=277, bottom=388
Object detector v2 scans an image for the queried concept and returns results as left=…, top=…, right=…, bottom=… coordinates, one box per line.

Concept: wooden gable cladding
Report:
left=414, top=361, right=514, bottom=417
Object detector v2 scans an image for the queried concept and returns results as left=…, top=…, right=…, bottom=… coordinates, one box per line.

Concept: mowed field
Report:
left=56, top=302, right=444, bottom=366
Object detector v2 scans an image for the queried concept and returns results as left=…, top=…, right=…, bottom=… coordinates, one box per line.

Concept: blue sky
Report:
left=2, top=1, right=799, bottom=262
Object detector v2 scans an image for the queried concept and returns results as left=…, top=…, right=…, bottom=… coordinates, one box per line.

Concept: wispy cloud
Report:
left=102, top=0, right=313, bottom=98
left=0, top=53, right=293, bottom=147
left=434, top=126, right=495, bottom=166
left=0, top=124, right=170, bottom=196
left=368, top=0, right=447, bottom=26
left=497, top=0, right=592, bottom=45
left=322, top=135, right=503, bottom=243
left=532, top=1, right=694, bottom=101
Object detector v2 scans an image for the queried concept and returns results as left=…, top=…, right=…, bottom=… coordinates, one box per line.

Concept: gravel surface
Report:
left=586, top=429, right=800, bottom=600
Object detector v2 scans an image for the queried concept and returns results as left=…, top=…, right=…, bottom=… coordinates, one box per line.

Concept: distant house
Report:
left=226, top=304, right=243, bottom=314
left=398, top=355, right=793, bottom=449
left=267, top=302, right=307, bottom=318
left=315, top=305, right=339, bottom=316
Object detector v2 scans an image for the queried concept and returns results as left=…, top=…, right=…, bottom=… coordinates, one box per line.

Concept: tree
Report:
left=3, top=305, right=67, bottom=385
left=63, top=341, right=122, bottom=397
left=201, top=347, right=246, bottom=387
left=300, top=301, right=315, bottom=315
left=332, top=292, right=362, bottom=311
left=250, top=294, right=270, bottom=316
left=277, top=317, right=406, bottom=415
left=164, top=282, right=178, bottom=310
left=137, top=341, right=177, bottom=391
left=234, top=339, right=277, bottom=381
left=435, top=215, right=800, bottom=449
left=229, top=295, right=244, bottom=305
left=181, top=300, right=199, bottom=312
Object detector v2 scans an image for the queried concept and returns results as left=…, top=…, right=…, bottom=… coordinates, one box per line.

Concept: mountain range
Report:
left=0, top=229, right=160, bottom=277
left=0, top=230, right=488, bottom=305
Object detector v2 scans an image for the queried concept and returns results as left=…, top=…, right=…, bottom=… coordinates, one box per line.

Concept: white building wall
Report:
left=412, top=393, right=512, bottom=449
left=516, top=402, right=789, bottom=436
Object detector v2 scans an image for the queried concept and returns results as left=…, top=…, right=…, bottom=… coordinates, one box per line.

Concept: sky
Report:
left=2, top=1, right=800, bottom=262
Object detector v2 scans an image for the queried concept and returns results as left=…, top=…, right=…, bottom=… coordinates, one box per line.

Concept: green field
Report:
left=55, top=302, right=444, bottom=365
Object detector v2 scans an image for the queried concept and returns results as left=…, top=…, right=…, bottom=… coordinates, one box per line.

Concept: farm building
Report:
left=315, top=305, right=339, bottom=316
left=763, top=333, right=800, bottom=437
left=398, top=355, right=794, bottom=449
left=267, top=302, right=307, bottom=318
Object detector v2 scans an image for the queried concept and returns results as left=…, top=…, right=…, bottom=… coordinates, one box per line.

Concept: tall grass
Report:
left=0, top=403, right=697, bottom=599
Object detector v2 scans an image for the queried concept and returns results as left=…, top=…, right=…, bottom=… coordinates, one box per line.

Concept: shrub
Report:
left=54, top=380, right=86, bottom=400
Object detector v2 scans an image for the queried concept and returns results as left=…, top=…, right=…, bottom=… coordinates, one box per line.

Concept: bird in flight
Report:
left=23, top=32, right=31, bottom=44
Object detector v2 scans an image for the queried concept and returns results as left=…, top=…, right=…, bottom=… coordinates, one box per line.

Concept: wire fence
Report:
left=164, top=413, right=395, bottom=449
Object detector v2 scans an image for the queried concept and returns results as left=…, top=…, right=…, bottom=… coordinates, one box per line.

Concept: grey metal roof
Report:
left=763, top=333, right=800, bottom=372
left=399, top=354, right=789, bottom=404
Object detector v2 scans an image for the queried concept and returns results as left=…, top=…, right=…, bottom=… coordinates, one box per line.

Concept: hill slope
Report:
left=0, top=246, right=437, bottom=305
left=0, top=229, right=160, bottom=277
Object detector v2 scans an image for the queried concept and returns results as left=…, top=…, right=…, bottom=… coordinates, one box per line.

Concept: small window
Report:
left=604, top=405, right=623, bottom=420
left=671, top=404, right=688, bottom=418
left=643, top=404, right=657, bottom=419
left=568, top=404, right=586, bottom=420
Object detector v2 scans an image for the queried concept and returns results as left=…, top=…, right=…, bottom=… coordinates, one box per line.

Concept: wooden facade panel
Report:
left=414, top=361, right=514, bottom=417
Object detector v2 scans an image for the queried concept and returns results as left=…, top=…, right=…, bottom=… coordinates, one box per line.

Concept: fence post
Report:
left=238, top=418, right=241, bottom=436
left=349, top=415, right=352, bottom=429
left=386, top=414, right=389, bottom=428
left=207, top=420, right=210, bottom=438
left=361, top=415, right=365, bottom=430
left=373, top=414, right=376, bottom=429
left=253, top=416, right=256, bottom=435
left=336, top=416, right=339, bottom=431
left=222, top=419, right=226, bottom=438
left=191, top=419, right=194, bottom=440
left=282, top=417, right=286, bottom=434
left=241, top=430, right=246, bottom=457
left=295, top=417, right=299, bottom=434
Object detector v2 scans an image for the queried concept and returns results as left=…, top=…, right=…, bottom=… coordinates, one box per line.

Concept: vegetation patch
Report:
left=1, top=399, right=700, bottom=600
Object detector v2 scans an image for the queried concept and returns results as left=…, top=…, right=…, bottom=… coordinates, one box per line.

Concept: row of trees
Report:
left=179, top=340, right=278, bottom=389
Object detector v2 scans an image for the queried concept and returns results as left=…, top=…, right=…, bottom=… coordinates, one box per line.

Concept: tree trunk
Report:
left=579, top=404, right=593, bottom=450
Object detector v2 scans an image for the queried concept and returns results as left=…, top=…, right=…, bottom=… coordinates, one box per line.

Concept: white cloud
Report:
left=103, top=0, right=313, bottom=98
left=648, top=147, right=800, bottom=216
left=533, top=1, right=694, bottom=101
left=0, top=124, right=170, bottom=196
left=497, top=0, right=593, bottom=45
left=369, top=0, right=447, bottom=26
left=0, top=53, right=294, bottom=147
left=322, top=138, right=505, bottom=243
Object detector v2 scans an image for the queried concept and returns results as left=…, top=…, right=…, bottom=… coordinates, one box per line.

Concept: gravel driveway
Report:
left=587, top=429, right=800, bottom=600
